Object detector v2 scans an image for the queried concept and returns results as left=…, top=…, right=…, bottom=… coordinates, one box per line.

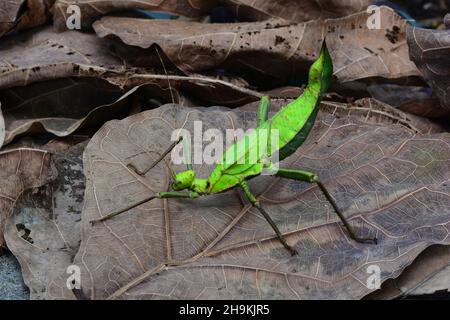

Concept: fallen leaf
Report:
left=52, top=0, right=218, bottom=31
left=0, top=27, right=263, bottom=105
left=47, top=100, right=449, bottom=300
left=5, top=142, right=86, bottom=299
left=366, top=84, right=447, bottom=119
left=0, top=27, right=124, bottom=90
left=0, top=78, right=180, bottom=147
left=325, top=7, right=420, bottom=82
left=0, top=0, right=23, bottom=36
left=222, top=0, right=372, bottom=23
left=0, top=148, right=52, bottom=249
left=366, top=245, right=450, bottom=299
left=0, top=0, right=54, bottom=38
left=93, top=6, right=419, bottom=82
left=407, top=24, right=450, bottom=110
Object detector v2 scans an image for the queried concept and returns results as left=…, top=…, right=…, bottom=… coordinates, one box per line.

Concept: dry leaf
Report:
left=366, top=245, right=450, bottom=299
left=5, top=142, right=86, bottom=299
left=325, top=6, right=419, bottom=82
left=0, top=0, right=24, bottom=36
left=0, top=27, right=263, bottom=105
left=366, top=85, right=450, bottom=119
left=46, top=100, right=449, bottom=300
left=52, top=0, right=218, bottom=31
left=0, top=0, right=54, bottom=38
left=0, top=27, right=124, bottom=90
left=223, top=0, right=372, bottom=23
left=407, top=24, right=450, bottom=110
left=0, top=148, right=52, bottom=249
left=93, top=6, right=418, bottom=82
left=0, top=78, right=180, bottom=147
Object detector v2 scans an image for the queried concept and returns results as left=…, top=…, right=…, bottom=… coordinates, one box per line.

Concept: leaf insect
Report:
left=91, top=43, right=377, bottom=255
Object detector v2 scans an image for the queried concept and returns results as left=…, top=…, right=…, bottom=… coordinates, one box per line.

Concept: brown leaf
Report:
left=0, top=27, right=124, bottom=90
left=0, top=0, right=23, bottom=36
left=0, top=148, right=52, bottom=249
left=47, top=100, right=450, bottom=300
left=366, top=245, right=450, bottom=299
left=0, top=0, right=54, bottom=38
left=325, top=7, right=419, bottom=82
left=407, top=24, right=450, bottom=110
left=5, top=142, right=86, bottom=299
left=93, top=17, right=321, bottom=78
left=223, top=0, right=372, bottom=23
left=0, top=78, right=180, bottom=147
left=93, top=6, right=418, bottom=82
left=52, top=0, right=218, bottom=31
left=366, top=85, right=450, bottom=119
left=0, top=27, right=262, bottom=105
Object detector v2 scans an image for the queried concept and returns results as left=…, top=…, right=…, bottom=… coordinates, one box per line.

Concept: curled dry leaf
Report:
left=0, top=27, right=124, bottom=90
left=366, top=245, right=450, bottom=299
left=0, top=78, right=180, bottom=147
left=223, top=0, right=372, bottom=23
left=0, top=0, right=54, bottom=38
left=0, top=27, right=262, bottom=105
left=5, top=142, right=86, bottom=299
left=47, top=100, right=450, bottom=300
left=52, top=0, right=218, bottom=31
left=407, top=24, right=450, bottom=110
left=93, top=6, right=418, bottom=82
left=366, top=84, right=450, bottom=119
left=0, top=0, right=23, bottom=36
left=0, top=148, right=52, bottom=249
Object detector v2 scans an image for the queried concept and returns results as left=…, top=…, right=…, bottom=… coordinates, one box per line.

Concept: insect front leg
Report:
left=90, top=191, right=200, bottom=225
left=275, top=168, right=378, bottom=244
left=240, top=181, right=298, bottom=256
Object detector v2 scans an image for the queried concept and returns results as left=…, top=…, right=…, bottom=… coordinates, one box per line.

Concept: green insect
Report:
left=91, top=44, right=377, bottom=255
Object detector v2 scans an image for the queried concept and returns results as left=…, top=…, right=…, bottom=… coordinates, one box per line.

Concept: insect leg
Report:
left=240, top=181, right=298, bottom=255
left=257, top=96, right=270, bottom=127
left=90, top=195, right=157, bottom=225
left=90, top=191, right=200, bottom=225
left=158, top=191, right=199, bottom=199
left=275, top=168, right=378, bottom=244
left=128, top=137, right=183, bottom=176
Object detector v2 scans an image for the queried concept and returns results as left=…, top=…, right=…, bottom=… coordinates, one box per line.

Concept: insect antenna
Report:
left=154, top=45, right=176, bottom=105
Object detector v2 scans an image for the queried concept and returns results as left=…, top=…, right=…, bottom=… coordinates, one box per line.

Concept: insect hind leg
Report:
left=275, top=168, right=377, bottom=245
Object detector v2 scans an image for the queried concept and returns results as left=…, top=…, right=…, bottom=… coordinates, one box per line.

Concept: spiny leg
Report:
left=90, top=191, right=199, bottom=225
left=275, top=168, right=377, bottom=244
left=240, top=180, right=297, bottom=255
left=128, top=136, right=183, bottom=176
left=257, top=96, right=270, bottom=127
